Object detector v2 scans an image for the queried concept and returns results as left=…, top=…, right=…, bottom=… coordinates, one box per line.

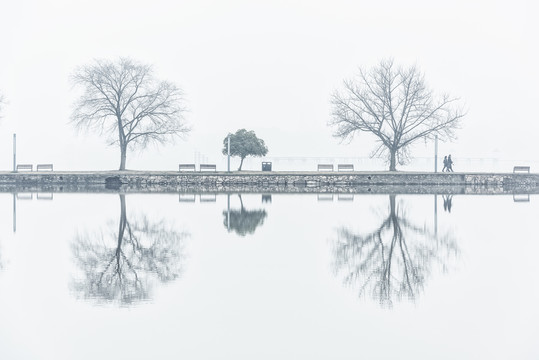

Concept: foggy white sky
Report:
left=0, top=0, right=537, bottom=171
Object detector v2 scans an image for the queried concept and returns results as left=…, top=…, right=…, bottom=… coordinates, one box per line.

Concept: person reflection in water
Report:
left=443, top=194, right=453, bottom=213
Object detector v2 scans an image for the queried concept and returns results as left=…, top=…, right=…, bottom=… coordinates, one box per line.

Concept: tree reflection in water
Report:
left=71, top=194, right=187, bottom=305
left=332, top=195, right=458, bottom=307
left=223, top=194, right=267, bottom=236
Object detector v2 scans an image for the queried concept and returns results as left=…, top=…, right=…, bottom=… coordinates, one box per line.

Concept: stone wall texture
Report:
left=0, top=171, right=538, bottom=194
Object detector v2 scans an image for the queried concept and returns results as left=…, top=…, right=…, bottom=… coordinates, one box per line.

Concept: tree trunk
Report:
left=238, top=156, right=245, bottom=171
left=389, top=149, right=397, bottom=171
left=389, top=194, right=396, bottom=220
left=116, top=194, right=127, bottom=269
left=238, top=194, right=244, bottom=213
left=119, top=145, right=127, bottom=170
left=117, top=113, right=127, bottom=170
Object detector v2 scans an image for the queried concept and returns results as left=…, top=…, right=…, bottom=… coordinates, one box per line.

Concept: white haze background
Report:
left=0, top=0, right=537, bottom=171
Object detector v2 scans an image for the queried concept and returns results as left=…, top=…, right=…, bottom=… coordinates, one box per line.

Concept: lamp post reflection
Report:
left=332, top=195, right=459, bottom=307
left=13, top=193, right=16, bottom=233
left=71, top=194, right=187, bottom=305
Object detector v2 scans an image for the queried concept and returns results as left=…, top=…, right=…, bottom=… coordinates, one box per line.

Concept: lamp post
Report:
left=227, top=134, right=231, bottom=172
left=13, top=133, right=16, bottom=172
left=434, top=135, right=438, bottom=173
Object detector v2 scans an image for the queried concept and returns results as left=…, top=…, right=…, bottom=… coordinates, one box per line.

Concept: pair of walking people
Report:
left=442, top=155, right=454, bottom=172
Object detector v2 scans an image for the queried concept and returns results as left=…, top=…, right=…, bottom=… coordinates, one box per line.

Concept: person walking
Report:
left=447, top=154, right=454, bottom=172
left=442, top=156, right=448, bottom=172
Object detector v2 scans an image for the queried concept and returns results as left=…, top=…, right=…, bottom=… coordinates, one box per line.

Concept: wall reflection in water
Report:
left=70, top=194, right=187, bottom=305
left=332, top=194, right=459, bottom=307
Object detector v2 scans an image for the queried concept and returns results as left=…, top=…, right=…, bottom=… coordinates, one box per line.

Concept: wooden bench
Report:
left=16, top=164, right=33, bottom=171
left=513, top=166, right=530, bottom=173
left=37, top=193, right=54, bottom=200
left=338, top=194, right=354, bottom=201
left=36, top=164, right=53, bottom=171
left=199, top=194, right=217, bottom=202
left=317, top=194, right=334, bottom=201
left=199, top=164, right=217, bottom=172
left=16, top=193, right=33, bottom=200
left=513, top=194, right=530, bottom=202
left=179, top=164, right=196, bottom=172
left=338, top=164, right=354, bottom=171
left=179, top=194, right=196, bottom=202
left=317, top=164, right=334, bottom=171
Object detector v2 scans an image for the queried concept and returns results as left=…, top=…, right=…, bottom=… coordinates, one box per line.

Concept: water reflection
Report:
left=332, top=195, right=459, bottom=307
left=442, top=194, right=453, bottom=212
left=513, top=193, right=530, bottom=202
left=71, top=194, right=187, bottom=305
left=223, top=194, right=267, bottom=236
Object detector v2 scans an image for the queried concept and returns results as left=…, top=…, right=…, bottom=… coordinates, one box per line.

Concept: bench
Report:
left=513, top=166, right=530, bottom=173
left=337, top=164, right=354, bottom=171
left=16, top=164, right=33, bottom=171
left=317, top=164, right=334, bottom=171
left=16, top=193, right=33, bottom=200
left=513, top=194, right=530, bottom=202
left=36, top=164, right=53, bottom=171
left=179, top=164, right=196, bottom=172
left=199, top=164, right=216, bottom=172
left=199, top=194, right=217, bottom=202
left=317, top=194, right=334, bottom=201
left=179, top=194, right=196, bottom=202
left=37, top=193, right=54, bottom=200
left=338, top=194, right=354, bottom=201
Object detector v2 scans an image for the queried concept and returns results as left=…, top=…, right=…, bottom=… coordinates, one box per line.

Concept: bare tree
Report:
left=71, top=58, right=189, bottom=170
left=332, top=195, right=459, bottom=307
left=330, top=59, right=465, bottom=171
left=71, top=194, right=187, bottom=305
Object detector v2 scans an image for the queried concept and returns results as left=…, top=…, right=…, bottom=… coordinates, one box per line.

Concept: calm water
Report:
left=0, top=191, right=538, bottom=359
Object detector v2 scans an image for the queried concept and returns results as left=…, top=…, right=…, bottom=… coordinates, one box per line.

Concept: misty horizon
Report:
left=1, top=0, right=537, bottom=172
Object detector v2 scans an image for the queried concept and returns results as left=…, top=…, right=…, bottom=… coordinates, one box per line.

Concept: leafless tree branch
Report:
left=71, top=58, right=189, bottom=170
left=332, top=195, right=459, bottom=307
left=330, top=59, right=466, bottom=170
left=70, top=195, right=188, bottom=305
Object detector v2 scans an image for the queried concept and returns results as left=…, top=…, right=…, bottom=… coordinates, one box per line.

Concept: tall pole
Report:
left=434, top=135, right=438, bottom=173
left=227, top=135, right=231, bottom=172
left=434, top=194, right=437, bottom=236
left=227, top=193, right=230, bottom=231
left=13, top=133, right=16, bottom=172
left=13, top=193, right=16, bottom=233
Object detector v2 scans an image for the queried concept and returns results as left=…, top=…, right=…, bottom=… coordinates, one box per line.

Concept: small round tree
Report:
left=222, top=129, right=268, bottom=171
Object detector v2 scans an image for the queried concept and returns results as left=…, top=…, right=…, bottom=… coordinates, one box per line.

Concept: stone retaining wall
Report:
left=0, top=171, right=538, bottom=194
left=0, top=171, right=537, bottom=186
